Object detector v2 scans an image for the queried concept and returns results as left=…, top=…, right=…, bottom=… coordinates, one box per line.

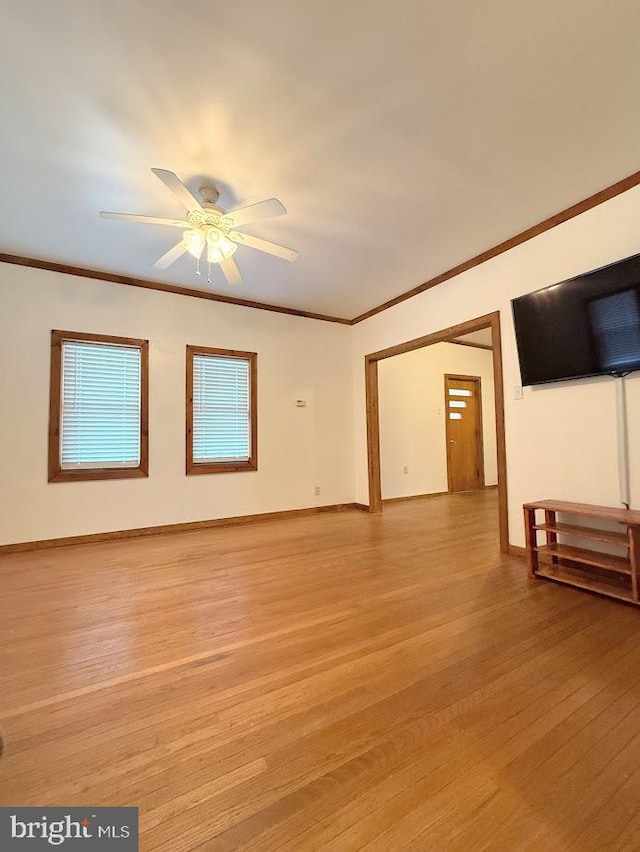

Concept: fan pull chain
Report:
left=207, top=261, right=212, bottom=285
left=195, top=257, right=201, bottom=276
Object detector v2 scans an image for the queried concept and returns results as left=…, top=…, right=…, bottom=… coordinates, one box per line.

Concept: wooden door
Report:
left=444, top=375, right=484, bottom=493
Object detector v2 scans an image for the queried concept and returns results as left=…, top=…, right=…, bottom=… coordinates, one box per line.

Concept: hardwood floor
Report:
left=2, top=490, right=640, bottom=849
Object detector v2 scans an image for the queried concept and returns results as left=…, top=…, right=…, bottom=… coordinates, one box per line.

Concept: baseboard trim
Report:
left=382, top=486, right=498, bottom=504
left=382, top=490, right=449, bottom=504
left=354, top=503, right=370, bottom=511
left=508, top=544, right=527, bottom=558
left=0, top=503, right=358, bottom=555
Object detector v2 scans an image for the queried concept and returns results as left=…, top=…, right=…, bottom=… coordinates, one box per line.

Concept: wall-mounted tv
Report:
left=512, top=252, right=640, bottom=386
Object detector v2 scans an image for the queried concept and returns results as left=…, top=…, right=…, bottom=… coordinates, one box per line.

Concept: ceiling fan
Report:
left=99, top=168, right=298, bottom=286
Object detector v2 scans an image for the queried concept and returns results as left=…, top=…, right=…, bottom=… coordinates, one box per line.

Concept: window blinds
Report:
left=60, top=340, right=142, bottom=469
left=193, top=354, right=251, bottom=462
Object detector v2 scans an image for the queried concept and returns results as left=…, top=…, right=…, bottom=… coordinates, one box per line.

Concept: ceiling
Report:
left=452, top=330, right=493, bottom=348
left=1, top=1, right=639, bottom=319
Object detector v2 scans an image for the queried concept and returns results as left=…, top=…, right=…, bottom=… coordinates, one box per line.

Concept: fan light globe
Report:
left=206, top=227, right=237, bottom=264
left=183, top=228, right=205, bottom=259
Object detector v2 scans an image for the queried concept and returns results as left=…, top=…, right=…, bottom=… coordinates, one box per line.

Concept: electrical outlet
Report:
left=513, top=385, right=523, bottom=400
left=314, top=485, right=321, bottom=496
left=403, top=466, right=409, bottom=474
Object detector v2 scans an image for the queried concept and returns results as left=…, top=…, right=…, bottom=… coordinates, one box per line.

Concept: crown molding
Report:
left=351, top=169, right=640, bottom=324
left=0, top=252, right=352, bottom=325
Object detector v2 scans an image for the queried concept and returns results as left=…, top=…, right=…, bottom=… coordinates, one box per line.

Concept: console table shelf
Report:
left=535, top=564, right=635, bottom=604
left=524, top=500, right=640, bottom=605
left=534, top=542, right=632, bottom=575
left=532, top=522, right=629, bottom=546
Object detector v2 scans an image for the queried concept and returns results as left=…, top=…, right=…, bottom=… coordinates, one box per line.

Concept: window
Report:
left=186, top=345, right=257, bottom=475
left=48, top=330, right=149, bottom=482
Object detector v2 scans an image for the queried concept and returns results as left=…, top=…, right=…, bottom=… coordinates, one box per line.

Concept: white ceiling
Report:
left=452, top=330, right=493, bottom=348
left=1, top=0, right=639, bottom=319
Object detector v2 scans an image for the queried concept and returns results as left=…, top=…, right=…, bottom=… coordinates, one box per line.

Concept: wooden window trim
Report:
left=48, top=330, right=149, bottom=483
left=186, top=345, right=258, bottom=476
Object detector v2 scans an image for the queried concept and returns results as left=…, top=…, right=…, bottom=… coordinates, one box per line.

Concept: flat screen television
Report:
left=512, top=252, right=640, bottom=386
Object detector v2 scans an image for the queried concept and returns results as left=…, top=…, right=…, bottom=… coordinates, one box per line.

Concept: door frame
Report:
left=365, top=310, right=509, bottom=552
left=444, top=374, right=484, bottom=492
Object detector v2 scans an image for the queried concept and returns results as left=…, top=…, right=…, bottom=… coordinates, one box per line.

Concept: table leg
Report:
left=545, top=509, right=558, bottom=564
left=524, top=507, right=538, bottom=577
left=629, top=526, right=639, bottom=602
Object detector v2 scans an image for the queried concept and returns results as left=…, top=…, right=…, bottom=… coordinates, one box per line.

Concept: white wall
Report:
left=353, top=184, right=640, bottom=546
left=0, top=264, right=354, bottom=545
left=4, top=184, right=640, bottom=549
left=378, top=342, right=497, bottom=499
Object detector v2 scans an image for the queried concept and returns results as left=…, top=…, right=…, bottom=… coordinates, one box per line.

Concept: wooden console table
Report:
left=524, top=500, right=640, bottom=605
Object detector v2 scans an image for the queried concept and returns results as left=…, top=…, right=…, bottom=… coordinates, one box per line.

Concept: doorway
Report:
left=444, top=374, right=484, bottom=493
left=365, top=310, right=508, bottom=552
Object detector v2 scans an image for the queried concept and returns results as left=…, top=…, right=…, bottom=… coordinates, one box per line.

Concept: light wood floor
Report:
left=2, top=490, right=640, bottom=850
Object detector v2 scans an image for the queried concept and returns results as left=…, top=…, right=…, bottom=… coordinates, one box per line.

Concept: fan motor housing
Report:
left=199, top=186, right=220, bottom=207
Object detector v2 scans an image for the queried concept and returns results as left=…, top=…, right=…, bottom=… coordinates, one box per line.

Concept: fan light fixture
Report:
left=183, top=228, right=205, bottom=259
left=182, top=226, right=238, bottom=277
left=206, top=227, right=237, bottom=263
left=99, top=168, right=298, bottom=287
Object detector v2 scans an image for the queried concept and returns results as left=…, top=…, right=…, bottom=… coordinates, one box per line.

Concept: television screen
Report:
left=512, top=252, right=640, bottom=386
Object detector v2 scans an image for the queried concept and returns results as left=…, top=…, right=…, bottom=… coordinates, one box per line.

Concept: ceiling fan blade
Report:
left=151, top=168, right=204, bottom=213
left=223, top=198, right=286, bottom=228
left=152, top=240, right=188, bottom=270
left=229, top=231, right=298, bottom=262
left=219, top=256, right=242, bottom=285
left=100, top=211, right=188, bottom=227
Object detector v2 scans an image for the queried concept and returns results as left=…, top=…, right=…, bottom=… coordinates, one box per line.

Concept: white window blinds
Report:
left=60, top=340, right=142, bottom=469
left=193, top=354, right=251, bottom=463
